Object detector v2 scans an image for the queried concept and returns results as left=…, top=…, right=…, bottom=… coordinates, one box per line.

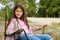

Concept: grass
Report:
left=0, top=19, right=60, bottom=40
left=31, top=23, right=60, bottom=40
left=28, top=20, right=60, bottom=40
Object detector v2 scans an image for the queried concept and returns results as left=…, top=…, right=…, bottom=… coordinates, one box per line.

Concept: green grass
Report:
left=28, top=20, right=60, bottom=40
left=33, top=23, right=60, bottom=40
left=0, top=20, right=60, bottom=40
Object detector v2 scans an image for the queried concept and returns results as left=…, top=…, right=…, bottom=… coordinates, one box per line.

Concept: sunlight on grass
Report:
left=0, top=19, right=60, bottom=40
left=29, top=21, right=60, bottom=40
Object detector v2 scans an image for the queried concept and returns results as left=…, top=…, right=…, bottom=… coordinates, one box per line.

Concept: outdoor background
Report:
left=0, top=0, right=60, bottom=40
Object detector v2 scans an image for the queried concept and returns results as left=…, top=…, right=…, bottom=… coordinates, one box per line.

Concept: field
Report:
left=0, top=17, right=60, bottom=40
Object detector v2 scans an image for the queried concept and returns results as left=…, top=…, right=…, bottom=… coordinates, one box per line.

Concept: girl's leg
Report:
left=20, top=34, right=41, bottom=40
left=33, top=34, right=53, bottom=40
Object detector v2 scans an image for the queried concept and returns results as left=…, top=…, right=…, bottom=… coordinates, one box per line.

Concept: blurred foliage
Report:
left=5, top=5, right=12, bottom=20
left=0, top=0, right=60, bottom=21
left=38, top=0, right=60, bottom=17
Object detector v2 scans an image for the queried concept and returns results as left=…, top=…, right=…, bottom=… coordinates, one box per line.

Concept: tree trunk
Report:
left=59, top=14, right=60, bottom=18
left=54, top=14, right=55, bottom=18
left=46, top=14, right=48, bottom=17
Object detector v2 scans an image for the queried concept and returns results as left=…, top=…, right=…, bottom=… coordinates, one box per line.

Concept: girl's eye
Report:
left=16, top=10, right=19, bottom=12
left=16, top=10, right=22, bottom=12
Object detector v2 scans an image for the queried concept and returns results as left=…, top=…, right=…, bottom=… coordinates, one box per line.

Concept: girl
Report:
left=5, top=4, right=53, bottom=40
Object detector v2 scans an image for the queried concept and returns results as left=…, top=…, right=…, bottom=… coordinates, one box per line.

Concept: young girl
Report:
left=5, top=4, right=53, bottom=40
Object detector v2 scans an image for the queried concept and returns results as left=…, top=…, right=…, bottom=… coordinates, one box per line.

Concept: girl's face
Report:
left=15, top=8, right=23, bottom=19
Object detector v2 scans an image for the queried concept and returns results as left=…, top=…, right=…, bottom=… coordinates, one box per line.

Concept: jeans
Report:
left=20, top=34, right=53, bottom=40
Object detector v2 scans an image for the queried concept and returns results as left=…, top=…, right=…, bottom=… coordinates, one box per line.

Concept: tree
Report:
left=38, top=0, right=60, bottom=17
left=27, top=0, right=37, bottom=17
left=0, top=0, right=10, bottom=5
left=13, top=0, right=27, bottom=9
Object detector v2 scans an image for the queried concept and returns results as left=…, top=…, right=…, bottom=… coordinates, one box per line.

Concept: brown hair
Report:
left=7, top=4, right=29, bottom=29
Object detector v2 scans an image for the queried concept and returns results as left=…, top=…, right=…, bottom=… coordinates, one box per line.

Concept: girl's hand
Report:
left=40, top=25, right=47, bottom=29
left=15, top=29, right=24, bottom=34
left=6, top=29, right=24, bottom=36
left=42, top=25, right=47, bottom=28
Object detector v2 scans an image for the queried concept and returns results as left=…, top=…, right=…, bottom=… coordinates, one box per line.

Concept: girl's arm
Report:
left=6, top=19, right=17, bottom=35
left=30, top=25, right=47, bottom=32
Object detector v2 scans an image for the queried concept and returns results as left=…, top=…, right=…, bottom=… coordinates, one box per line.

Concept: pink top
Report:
left=6, top=18, right=39, bottom=40
left=6, top=18, right=32, bottom=35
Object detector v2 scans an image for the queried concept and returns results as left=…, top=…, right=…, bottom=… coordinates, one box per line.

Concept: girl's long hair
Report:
left=7, top=4, right=29, bottom=29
